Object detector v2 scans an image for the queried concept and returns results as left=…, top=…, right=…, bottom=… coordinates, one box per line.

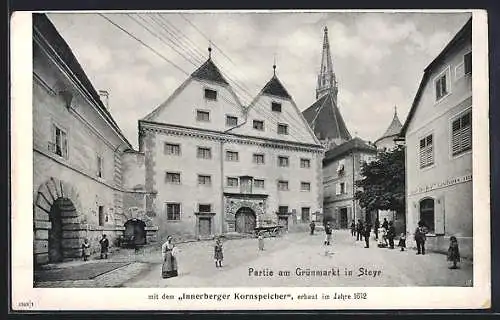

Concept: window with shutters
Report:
left=197, top=147, right=212, bottom=159
left=278, top=180, right=289, bottom=191
left=198, top=174, right=212, bottom=186
left=165, top=172, right=181, bottom=184
left=225, top=151, right=239, bottom=161
left=254, top=179, right=265, bottom=189
left=253, top=153, right=265, bottom=164
left=227, top=177, right=239, bottom=187
left=196, top=110, right=210, bottom=122
left=419, top=134, right=434, bottom=168
left=253, top=120, right=264, bottom=131
left=226, top=115, right=238, bottom=127
left=164, top=143, right=181, bottom=156
left=204, top=88, right=217, bottom=100
left=451, top=110, right=472, bottom=156
left=166, top=203, right=181, bottom=221
left=49, top=124, right=68, bottom=159
left=277, top=123, right=288, bottom=135
left=435, top=68, right=450, bottom=101
left=278, top=156, right=289, bottom=167
left=301, top=182, right=311, bottom=191
left=300, top=158, right=311, bottom=168
left=464, top=52, right=472, bottom=75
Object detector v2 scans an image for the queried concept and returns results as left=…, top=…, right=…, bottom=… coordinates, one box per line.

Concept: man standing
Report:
left=350, top=220, right=356, bottom=237
left=99, top=234, right=109, bottom=259
left=309, top=220, right=316, bottom=235
left=387, top=221, right=396, bottom=249
left=364, top=221, right=372, bottom=248
left=356, top=220, right=364, bottom=241
left=374, top=218, right=380, bottom=240
left=414, top=220, right=428, bottom=255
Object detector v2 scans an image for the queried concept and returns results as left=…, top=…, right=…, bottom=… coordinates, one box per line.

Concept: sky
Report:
left=47, top=11, right=472, bottom=148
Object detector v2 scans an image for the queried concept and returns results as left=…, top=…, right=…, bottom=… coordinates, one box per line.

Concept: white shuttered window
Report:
left=419, top=134, right=434, bottom=168
left=451, top=111, right=472, bottom=156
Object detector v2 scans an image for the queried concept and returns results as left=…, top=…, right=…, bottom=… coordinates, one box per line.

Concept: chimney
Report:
left=98, top=90, right=109, bottom=109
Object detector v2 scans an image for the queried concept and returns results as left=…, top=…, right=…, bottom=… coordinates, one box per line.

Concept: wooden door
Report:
left=235, top=208, right=256, bottom=233
left=199, top=217, right=211, bottom=237
left=48, top=200, right=63, bottom=263
left=340, top=208, right=348, bottom=229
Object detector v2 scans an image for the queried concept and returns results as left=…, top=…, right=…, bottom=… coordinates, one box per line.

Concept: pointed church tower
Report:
left=374, top=106, right=403, bottom=151
left=316, top=26, right=338, bottom=103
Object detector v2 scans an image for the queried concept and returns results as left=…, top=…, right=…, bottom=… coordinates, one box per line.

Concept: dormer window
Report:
left=204, top=88, right=217, bottom=100
left=271, top=102, right=282, bottom=112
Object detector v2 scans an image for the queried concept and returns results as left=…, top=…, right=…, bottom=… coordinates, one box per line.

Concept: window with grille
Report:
left=49, top=124, right=68, bottom=158
left=227, top=177, right=239, bottom=187
left=278, top=123, right=288, bottom=135
left=97, top=155, right=103, bottom=178
left=166, top=203, right=181, bottom=221
left=300, top=158, right=311, bottom=168
left=198, top=175, right=212, bottom=185
left=253, top=120, right=264, bottom=131
left=164, top=143, right=181, bottom=155
left=278, top=156, right=289, bottom=167
left=419, top=134, right=434, bottom=168
left=278, top=180, right=289, bottom=191
left=196, top=110, right=210, bottom=122
left=225, top=151, right=239, bottom=161
left=166, top=172, right=181, bottom=184
left=204, top=88, right=217, bottom=100
left=226, top=115, right=238, bottom=127
left=254, top=179, right=265, bottom=189
left=198, top=204, right=211, bottom=213
left=452, top=111, right=472, bottom=156
left=278, top=206, right=288, bottom=214
left=272, top=102, right=282, bottom=112
left=435, top=72, right=448, bottom=101
left=197, top=147, right=212, bottom=159
left=253, top=153, right=265, bottom=164
left=464, top=52, right=472, bottom=75
left=301, top=182, right=311, bottom=191
left=301, top=207, right=310, bottom=222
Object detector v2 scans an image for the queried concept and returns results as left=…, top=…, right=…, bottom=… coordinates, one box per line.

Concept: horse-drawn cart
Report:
left=254, top=224, right=284, bottom=238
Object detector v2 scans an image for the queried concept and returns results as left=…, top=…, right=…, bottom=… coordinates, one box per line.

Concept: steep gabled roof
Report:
left=400, top=17, right=472, bottom=137
left=261, top=75, right=291, bottom=99
left=191, top=58, right=229, bottom=85
left=33, top=13, right=132, bottom=149
left=302, top=92, right=351, bottom=141
left=376, top=108, right=403, bottom=144
left=323, top=137, right=377, bottom=165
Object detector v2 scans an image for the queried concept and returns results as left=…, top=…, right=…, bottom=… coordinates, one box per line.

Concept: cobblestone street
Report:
left=35, top=230, right=473, bottom=288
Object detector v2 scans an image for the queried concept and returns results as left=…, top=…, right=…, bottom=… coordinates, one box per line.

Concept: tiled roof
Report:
left=377, top=110, right=403, bottom=143
left=323, top=137, right=377, bottom=165
left=302, top=92, right=351, bottom=141
left=33, top=13, right=132, bottom=149
left=261, top=75, right=291, bottom=99
left=191, top=58, right=229, bottom=85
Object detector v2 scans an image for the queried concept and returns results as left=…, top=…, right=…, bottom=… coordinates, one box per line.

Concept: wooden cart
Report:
left=254, top=225, right=284, bottom=238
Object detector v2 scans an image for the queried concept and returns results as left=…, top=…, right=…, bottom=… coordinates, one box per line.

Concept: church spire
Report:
left=316, top=26, right=338, bottom=102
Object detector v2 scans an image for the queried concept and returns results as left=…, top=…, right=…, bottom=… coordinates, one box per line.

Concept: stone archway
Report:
left=235, top=207, right=256, bottom=233
left=33, top=177, right=85, bottom=265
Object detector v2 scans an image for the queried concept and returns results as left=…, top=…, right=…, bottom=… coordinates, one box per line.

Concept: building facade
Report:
left=401, top=18, right=472, bottom=258
left=32, top=14, right=157, bottom=266
left=139, top=54, right=324, bottom=241
left=322, top=138, right=378, bottom=229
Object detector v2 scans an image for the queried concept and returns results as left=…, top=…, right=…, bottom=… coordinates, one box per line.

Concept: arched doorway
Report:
left=235, top=207, right=256, bottom=233
left=419, top=198, right=435, bottom=233
left=124, top=219, right=146, bottom=246
left=48, top=198, right=76, bottom=263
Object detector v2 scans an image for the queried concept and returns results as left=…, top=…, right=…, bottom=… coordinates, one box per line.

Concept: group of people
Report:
left=350, top=218, right=403, bottom=250
left=80, top=234, right=110, bottom=262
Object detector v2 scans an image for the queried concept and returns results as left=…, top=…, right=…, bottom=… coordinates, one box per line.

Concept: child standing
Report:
left=81, top=238, right=90, bottom=261
left=398, top=233, right=406, bottom=251
left=447, top=236, right=460, bottom=269
left=258, top=232, right=265, bottom=251
left=214, top=236, right=223, bottom=268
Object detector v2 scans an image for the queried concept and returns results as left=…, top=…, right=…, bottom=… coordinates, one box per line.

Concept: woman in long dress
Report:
left=161, top=236, right=178, bottom=279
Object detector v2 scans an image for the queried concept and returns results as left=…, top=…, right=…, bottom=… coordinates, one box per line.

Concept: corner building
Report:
left=401, top=18, right=473, bottom=258
left=139, top=54, right=324, bottom=240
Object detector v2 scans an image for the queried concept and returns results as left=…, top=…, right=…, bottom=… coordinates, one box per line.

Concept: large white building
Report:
left=400, top=18, right=472, bottom=257
left=139, top=50, right=324, bottom=240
